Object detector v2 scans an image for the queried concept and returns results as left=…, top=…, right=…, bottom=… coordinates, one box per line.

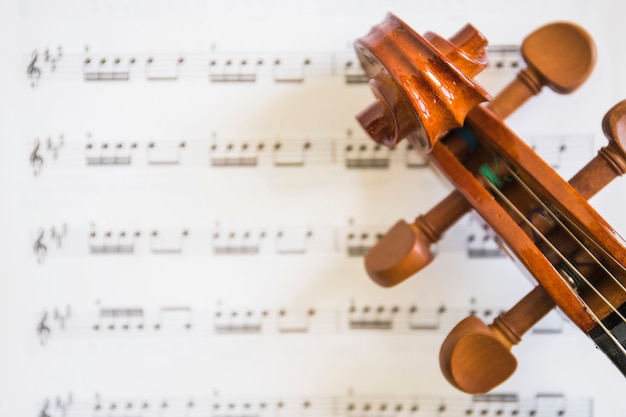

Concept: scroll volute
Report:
left=354, top=13, right=491, bottom=152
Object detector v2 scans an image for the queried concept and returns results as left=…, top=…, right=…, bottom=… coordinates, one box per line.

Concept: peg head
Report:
left=364, top=220, right=434, bottom=287
left=354, top=14, right=491, bottom=152
left=439, top=316, right=517, bottom=394
left=602, top=99, right=626, bottom=151
left=522, top=22, right=596, bottom=94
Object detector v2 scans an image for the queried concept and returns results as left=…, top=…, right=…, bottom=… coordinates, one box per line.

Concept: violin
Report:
left=354, top=14, right=626, bottom=393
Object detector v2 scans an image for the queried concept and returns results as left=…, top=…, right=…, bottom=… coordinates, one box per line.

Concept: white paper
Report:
left=1, top=1, right=626, bottom=416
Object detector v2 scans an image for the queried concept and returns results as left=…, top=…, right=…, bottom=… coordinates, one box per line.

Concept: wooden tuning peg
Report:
left=364, top=22, right=598, bottom=288
left=439, top=286, right=555, bottom=394
left=489, top=22, right=596, bottom=119
left=570, top=99, right=626, bottom=198
left=365, top=191, right=468, bottom=287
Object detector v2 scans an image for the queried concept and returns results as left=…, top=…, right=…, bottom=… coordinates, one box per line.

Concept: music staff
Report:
left=484, top=44, right=520, bottom=70
left=25, top=44, right=521, bottom=87
left=29, top=133, right=594, bottom=175
left=37, top=392, right=591, bottom=417
left=31, top=219, right=535, bottom=263
left=36, top=299, right=567, bottom=345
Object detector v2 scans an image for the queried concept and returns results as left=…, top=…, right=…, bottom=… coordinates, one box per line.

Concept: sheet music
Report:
left=1, top=1, right=626, bottom=416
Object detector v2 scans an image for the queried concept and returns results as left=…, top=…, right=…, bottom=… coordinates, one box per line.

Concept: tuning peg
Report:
left=570, top=99, right=626, bottom=199
left=364, top=22, right=598, bottom=288
left=489, top=22, right=596, bottom=119
left=365, top=191, right=469, bottom=287
left=439, top=286, right=555, bottom=393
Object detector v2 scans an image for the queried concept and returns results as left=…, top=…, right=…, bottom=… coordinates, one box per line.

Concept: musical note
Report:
left=30, top=139, right=44, bottom=175
left=212, top=228, right=264, bottom=255
left=145, top=55, right=184, bottom=81
left=149, top=229, right=188, bottom=254
left=348, top=304, right=394, bottom=331
left=408, top=305, right=446, bottom=331
left=272, top=140, right=311, bottom=167
left=485, top=44, right=522, bottom=70
left=214, top=309, right=263, bottom=334
left=88, top=228, right=138, bottom=254
left=85, top=142, right=134, bottom=166
left=345, top=227, right=382, bottom=257
left=344, top=143, right=391, bottom=169
left=470, top=393, right=520, bottom=416
left=528, top=393, right=570, bottom=416
left=209, top=57, right=257, bottom=83
left=276, top=308, right=315, bottom=333
left=147, top=140, right=186, bottom=165
left=210, top=142, right=261, bottom=167
left=404, top=143, right=428, bottom=168
left=27, top=50, right=41, bottom=87
left=83, top=54, right=131, bottom=81
left=275, top=228, right=313, bottom=254
left=465, top=220, right=506, bottom=259
left=154, top=306, right=193, bottom=331
left=272, top=56, right=310, bottom=83
left=93, top=307, right=144, bottom=331
left=343, top=58, right=368, bottom=84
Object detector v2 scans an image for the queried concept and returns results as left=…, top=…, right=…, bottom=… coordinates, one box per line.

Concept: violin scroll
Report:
left=354, top=14, right=491, bottom=151
left=355, top=14, right=626, bottom=391
left=363, top=21, right=597, bottom=288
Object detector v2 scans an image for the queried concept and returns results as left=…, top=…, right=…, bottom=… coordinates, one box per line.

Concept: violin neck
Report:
left=589, top=302, right=626, bottom=375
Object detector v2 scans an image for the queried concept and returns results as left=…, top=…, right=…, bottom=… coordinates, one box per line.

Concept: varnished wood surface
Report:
left=355, top=13, right=490, bottom=151
left=355, top=14, right=626, bottom=394
left=363, top=21, right=597, bottom=288
left=489, top=22, right=595, bottom=118
left=427, top=128, right=597, bottom=332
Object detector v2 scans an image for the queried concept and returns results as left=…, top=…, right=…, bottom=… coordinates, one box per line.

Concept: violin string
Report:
left=483, top=178, right=626, bottom=323
left=505, top=169, right=626, bottom=293
left=482, top=178, right=626, bottom=355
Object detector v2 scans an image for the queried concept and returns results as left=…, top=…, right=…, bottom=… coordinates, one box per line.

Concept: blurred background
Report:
left=1, top=1, right=625, bottom=416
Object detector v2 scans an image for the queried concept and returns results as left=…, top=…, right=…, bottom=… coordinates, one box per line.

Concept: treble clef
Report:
left=34, top=228, right=47, bottom=264
left=37, top=311, right=51, bottom=345
left=30, top=139, right=44, bottom=175
left=27, top=50, right=41, bottom=87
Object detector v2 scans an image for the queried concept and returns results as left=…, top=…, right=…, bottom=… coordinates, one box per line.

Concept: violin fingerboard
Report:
left=589, top=302, right=626, bottom=375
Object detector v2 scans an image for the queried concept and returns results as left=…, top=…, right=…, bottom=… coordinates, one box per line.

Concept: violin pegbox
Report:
left=354, top=13, right=491, bottom=152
